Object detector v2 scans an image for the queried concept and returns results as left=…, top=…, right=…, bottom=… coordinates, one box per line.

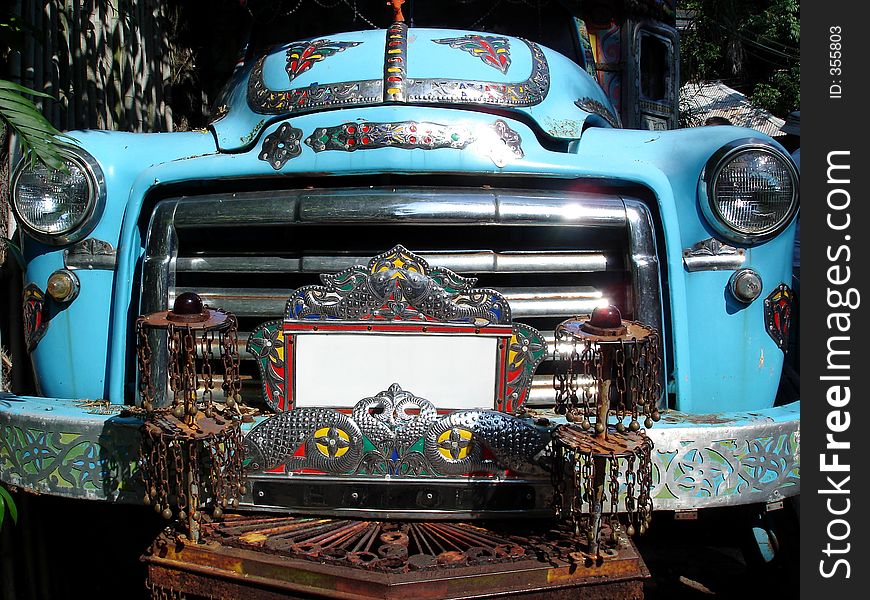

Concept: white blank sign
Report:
left=294, top=333, right=500, bottom=409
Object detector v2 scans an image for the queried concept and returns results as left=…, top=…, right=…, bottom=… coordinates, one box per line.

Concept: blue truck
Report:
left=2, top=0, right=798, bottom=548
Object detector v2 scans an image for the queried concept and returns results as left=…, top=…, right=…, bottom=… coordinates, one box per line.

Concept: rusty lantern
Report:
left=136, top=292, right=246, bottom=542
left=551, top=305, right=662, bottom=557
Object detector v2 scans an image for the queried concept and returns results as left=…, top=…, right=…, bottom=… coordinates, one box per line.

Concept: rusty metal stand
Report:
left=137, top=293, right=247, bottom=543
left=142, top=516, right=648, bottom=600
left=551, top=307, right=661, bottom=555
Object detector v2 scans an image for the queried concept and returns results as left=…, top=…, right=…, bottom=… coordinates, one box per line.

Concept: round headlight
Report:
left=702, top=141, right=798, bottom=244
left=11, top=147, right=105, bottom=245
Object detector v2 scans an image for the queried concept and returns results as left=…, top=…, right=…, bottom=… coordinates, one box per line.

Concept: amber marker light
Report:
left=46, top=269, right=80, bottom=303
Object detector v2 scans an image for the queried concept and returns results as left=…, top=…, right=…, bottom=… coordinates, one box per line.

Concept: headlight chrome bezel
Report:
left=701, top=139, right=799, bottom=245
left=11, top=146, right=106, bottom=245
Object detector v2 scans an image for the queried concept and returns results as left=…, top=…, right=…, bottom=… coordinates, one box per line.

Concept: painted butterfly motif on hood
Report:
left=433, top=35, right=512, bottom=74
left=285, top=39, right=363, bottom=82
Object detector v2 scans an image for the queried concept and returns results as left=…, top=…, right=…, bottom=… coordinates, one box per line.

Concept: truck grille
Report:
left=140, top=186, right=662, bottom=408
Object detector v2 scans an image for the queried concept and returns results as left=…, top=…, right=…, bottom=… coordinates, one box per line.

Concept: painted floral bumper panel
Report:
left=0, top=397, right=799, bottom=510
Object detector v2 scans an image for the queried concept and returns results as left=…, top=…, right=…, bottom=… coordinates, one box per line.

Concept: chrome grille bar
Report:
left=175, top=250, right=617, bottom=275
left=141, top=186, right=663, bottom=409
left=182, top=285, right=605, bottom=319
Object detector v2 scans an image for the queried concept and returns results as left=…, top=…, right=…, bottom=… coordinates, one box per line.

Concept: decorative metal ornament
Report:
left=283, top=245, right=511, bottom=325
left=384, top=23, right=408, bottom=102
left=764, top=283, right=794, bottom=352
left=136, top=292, right=247, bottom=542
left=423, top=409, right=550, bottom=476
left=248, top=58, right=383, bottom=116
left=504, top=323, right=547, bottom=412
left=22, top=284, right=48, bottom=352
left=247, top=246, right=544, bottom=413
left=285, top=39, right=362, bottom=82
left=304, top=121, right=475, bottom=153
left=136, top=292, right=242, bottom=415
left=140, top=414, right=246, bottom=543
left=246, top=320, right=286, bottom=411
left=248, top=322, right=545, bottom=414
left=551, top=306, right=661, bottom=557
left=433, top=35, right=512, bottom=74
left=489, top=119, right=524, bottom=166
left=243, top=384, right=550, bottom=478
left=302, top=119, right=522, bottom=167
left=63, top=237, right=116, bottom=270
left=574, top=98, right=622, bottom=128
left=404, top=39, right=550, bottom=107
left=247, top=33, right=549, bottom=115
left=682, top=237, right=745, bottom=272
left=258, top=123, right=304, bottom=169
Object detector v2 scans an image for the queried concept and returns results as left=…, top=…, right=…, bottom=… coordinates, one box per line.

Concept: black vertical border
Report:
left=802, top=1, right=869, bottom=597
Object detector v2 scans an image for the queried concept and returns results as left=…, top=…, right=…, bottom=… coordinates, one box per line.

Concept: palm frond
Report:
left=0, top=79, right=71, bottom=170
left=0, top=485, right=18, bottom=530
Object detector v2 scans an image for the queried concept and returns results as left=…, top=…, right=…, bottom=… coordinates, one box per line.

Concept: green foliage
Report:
left=680, top=0, right=800, bottom=117
left=751, top=65, right=800, bottom=116
left=0, top=485, right=17, bottom=530
left=0, top=79, right=68, bottom=169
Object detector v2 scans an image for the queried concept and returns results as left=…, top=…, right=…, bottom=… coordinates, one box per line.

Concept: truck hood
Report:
left=210, top=25, right=618, bottom=151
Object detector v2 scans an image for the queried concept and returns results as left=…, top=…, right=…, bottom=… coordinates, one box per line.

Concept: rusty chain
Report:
left=136, top=317, right=154, bottom=410
left=550, top=315, right=661, bottom=552
left=137, top=305, right=247, bottom=543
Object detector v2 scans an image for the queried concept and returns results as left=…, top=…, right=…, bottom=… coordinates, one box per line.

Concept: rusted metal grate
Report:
left=203, top=515, right=533, bottom=573
left=144, top=514, right=649, bottom=599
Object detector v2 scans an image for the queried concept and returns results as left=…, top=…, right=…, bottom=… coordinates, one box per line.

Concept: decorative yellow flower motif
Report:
left=437, top=428, right=473, bottom=460
left=314, top=427, right=351, bottom=459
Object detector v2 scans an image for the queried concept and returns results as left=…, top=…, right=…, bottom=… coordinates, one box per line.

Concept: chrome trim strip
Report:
left=623, top=199, right=665, bottom=408
left=623, top=199, right=662, bottom=337
left=186, top=285, right=605, bottom=319
left=175, top=251, right=616, bottom=275
left=169, top=188, right=630, bottom=227
left=140, top=202, right=178, bottom=407
left=63, top=238, right=117, bottom=271
left=682, top=238, right=746, bottom=272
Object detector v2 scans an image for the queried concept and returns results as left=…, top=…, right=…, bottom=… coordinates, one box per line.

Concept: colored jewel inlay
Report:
left=383, top=22, right=408, bottom=102
left=304, top=121, right=475, bottom=153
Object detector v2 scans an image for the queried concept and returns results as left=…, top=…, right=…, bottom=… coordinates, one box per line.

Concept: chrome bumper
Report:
left=1, top=392, right=798, bottom=511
